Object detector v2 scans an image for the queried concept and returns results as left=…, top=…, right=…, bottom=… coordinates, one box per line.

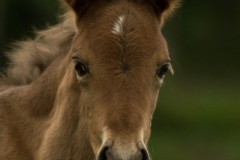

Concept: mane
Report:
left=0, top=11, right=76, bottom=89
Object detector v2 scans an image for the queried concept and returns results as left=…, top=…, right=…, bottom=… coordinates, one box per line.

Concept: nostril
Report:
left=140, top=148, right=149, bottom=160
left=98, top=146, right=109, bottom=160
left=97, top=139, right=114, bottom=160
left=137, top=142, right=150, bottom=160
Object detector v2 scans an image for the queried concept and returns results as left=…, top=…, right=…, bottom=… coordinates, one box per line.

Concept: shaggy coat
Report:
left=0, top=0, right=180, bottom=159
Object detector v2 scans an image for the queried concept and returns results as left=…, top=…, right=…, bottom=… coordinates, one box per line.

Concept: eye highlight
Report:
left=75, top=62, right=88, bottom=76
left=156, top=64, right=169, bottom=79
left=73, top=60, right=89, bottom=77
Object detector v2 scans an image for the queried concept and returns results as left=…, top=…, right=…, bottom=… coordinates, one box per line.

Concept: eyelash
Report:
left=156, top=64, right=169, bottom=79
left=74, top=61, right=89, bottom=77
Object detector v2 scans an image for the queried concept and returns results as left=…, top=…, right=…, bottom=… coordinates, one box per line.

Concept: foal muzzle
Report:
left=97, top=139, right=150, bottom=160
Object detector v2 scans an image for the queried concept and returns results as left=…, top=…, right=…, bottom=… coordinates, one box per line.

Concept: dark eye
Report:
left=157, top=64, right=169, bottom=79
left=74, top=62, right=88, bottom=77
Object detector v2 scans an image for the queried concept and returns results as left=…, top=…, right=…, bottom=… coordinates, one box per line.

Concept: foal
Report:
left=0, top=0, right=180, bottom=159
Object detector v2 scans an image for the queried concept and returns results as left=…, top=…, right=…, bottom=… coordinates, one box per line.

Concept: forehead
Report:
left=72, top=2, right=169, bottom=64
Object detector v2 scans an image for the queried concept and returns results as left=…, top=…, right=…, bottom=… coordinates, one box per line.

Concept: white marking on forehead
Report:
left=112, top=15, right=125, bottom=35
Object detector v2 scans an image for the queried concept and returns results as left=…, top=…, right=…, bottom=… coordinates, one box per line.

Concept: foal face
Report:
left=70, top=2, right=172, bottom=160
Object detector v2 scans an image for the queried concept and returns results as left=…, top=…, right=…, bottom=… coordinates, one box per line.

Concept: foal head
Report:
left=63, top=0, right=179, bottom=159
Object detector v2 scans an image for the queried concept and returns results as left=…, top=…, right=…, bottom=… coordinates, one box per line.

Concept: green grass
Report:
left=149, top=129, right=240, bottom=160
left=149, top=77, right=240, bottom=160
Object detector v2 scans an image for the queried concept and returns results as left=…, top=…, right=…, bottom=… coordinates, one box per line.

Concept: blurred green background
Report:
left=0, top=0, right=239, bottom=159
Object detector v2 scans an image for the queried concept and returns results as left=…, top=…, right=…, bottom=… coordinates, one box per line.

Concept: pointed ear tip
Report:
left=159, top=0, right=182, bottom=25
left=168, top=0, right=182, bottom=13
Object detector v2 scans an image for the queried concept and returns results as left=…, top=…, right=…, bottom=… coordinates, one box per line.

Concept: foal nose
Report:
left=97, top=140, right=150, bottom=160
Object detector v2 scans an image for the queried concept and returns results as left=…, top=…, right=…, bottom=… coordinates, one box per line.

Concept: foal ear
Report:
left=62, top=0, right=93, bottom=18
left=148, top=0, right=181, bottom=23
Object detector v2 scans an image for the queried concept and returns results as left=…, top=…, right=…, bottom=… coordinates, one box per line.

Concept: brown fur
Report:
left=0, top=0, right=180, bottom=159
left=0, top=12, right=76, bottom=87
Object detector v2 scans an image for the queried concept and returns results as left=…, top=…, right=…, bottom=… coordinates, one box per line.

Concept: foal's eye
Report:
left=74, top=62, right=88, bottom=77
left=157, top=64, right=169, bottom=79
